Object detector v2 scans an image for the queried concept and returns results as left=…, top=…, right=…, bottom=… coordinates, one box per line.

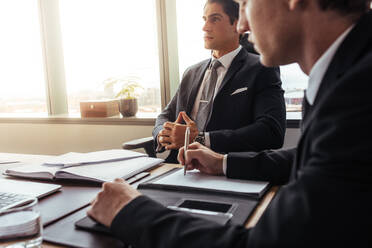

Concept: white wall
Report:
left=0, top=123, right=153, bottom=155
left=0, top=123, right=300, bottom=155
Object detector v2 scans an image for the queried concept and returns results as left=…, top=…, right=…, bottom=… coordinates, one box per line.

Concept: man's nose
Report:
left=202, top=21, right=211, bottom=32
left=237, top=15, right=250, bottom=34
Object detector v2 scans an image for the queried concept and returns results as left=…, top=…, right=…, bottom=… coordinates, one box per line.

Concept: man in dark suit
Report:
left=154, top=0, right=286, bottom=163
left=88, top=0, right=372, bottom=247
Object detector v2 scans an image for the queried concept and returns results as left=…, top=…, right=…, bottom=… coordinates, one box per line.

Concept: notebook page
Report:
left=0, top=160, right=19, bottom=164
left=56, top=157, right=163, bottom=182
left=44, top=149, right=147, bottom=166
left=4, top=164, right=61, bottom=180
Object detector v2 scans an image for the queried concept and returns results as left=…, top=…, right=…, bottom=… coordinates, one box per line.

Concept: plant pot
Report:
left=119, top=98, right=138, bottom=117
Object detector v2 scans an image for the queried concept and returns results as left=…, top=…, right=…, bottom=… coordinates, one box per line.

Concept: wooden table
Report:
left=0, top=153, right=278, bottom=247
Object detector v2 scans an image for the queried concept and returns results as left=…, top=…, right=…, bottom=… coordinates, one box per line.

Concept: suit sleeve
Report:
left=227, top=148, right=295, bottom=185
left=111, top=195, right=254, bottom=248
left=152, top=67, right=192, bottom=151
left=209, top=66, right=286, bottom=153
left=152, top=88, right=179, bottom=152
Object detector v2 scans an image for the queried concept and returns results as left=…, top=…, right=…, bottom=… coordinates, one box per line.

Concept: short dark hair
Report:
left=205, top=0, right=239, bottom=25
left=316, top=0, right=372, bottom=14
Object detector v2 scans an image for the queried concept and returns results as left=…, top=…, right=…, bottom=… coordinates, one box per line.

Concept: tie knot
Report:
left=211, top=60, right=222, bottom=70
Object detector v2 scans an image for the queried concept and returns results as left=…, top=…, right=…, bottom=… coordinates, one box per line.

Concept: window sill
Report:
left=286, top=112, right=301, bottom=128
left=0, top=112, right=301, bottom=128
left=0, top=113, right=157, bottom=126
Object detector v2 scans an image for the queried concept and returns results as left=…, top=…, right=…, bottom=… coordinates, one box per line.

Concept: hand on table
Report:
left=87, top=178, right=141, bottom=227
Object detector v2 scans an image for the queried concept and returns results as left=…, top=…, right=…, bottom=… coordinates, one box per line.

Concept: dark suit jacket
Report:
left=153, top=48, right=286, bottom=162
left=110, top=11, right=372, bottom=247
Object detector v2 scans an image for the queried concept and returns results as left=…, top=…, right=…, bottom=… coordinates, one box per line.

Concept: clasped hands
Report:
left=157, top=111, right=198, bottom=150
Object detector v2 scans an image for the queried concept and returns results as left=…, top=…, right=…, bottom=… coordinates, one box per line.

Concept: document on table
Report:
left=43, top=149, right=147, bottom=167
left=0, top=160, right=19, bottom=164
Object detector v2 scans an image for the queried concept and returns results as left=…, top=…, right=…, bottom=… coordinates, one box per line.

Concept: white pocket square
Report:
left=231, top=87, right=248, bottom=96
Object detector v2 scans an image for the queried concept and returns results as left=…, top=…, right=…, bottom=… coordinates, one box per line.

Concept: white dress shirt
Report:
left=306, top=25, right=355, bottom=105
left=223, top=25, right=355, bottom=175
left=191, top=45, right=242, bottom=147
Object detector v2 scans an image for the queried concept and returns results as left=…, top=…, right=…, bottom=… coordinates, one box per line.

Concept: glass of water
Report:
left=0, top=198, right=42, bottom=248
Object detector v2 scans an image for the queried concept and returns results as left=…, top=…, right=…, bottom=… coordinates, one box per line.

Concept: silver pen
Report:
left=184, top=126, right=190, bottom=176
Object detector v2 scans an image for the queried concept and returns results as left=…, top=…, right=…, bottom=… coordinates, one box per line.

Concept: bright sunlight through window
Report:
left=59, top=0, right=161, bottom=116
left=0, top=0, right=47, bottom=116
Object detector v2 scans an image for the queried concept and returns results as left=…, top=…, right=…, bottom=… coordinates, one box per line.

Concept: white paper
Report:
left=4, top=163, right=60, bottom=180
left=0, top=160, right=19, bottom=164
left=56, top=157, right=164, bottom=182
left=44, top=149, right=147, bottom=167
left=155, top=169, right=268, bottom=195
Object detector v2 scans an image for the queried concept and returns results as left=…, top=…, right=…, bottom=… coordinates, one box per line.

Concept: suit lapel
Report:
left=186, top=60, right=211, bottom=114
left=214, top=49, right=246, bottom=97
left=204, top=49, right=247, bottom=129
left=293, top=11, right=372, bottom=178
left=300, top=92, right=311, bottom=132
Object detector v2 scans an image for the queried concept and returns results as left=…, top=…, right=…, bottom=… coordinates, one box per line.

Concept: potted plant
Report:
left=103, top=76, right=144, bottom=117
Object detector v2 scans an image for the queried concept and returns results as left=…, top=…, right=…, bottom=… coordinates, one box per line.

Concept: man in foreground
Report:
left=89, top=0, right=372, bottom=247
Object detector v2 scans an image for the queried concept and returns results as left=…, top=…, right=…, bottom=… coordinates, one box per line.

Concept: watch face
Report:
left=196, top=133, right=205, bottom=145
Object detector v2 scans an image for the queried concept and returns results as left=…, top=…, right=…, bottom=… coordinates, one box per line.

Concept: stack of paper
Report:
left=43, top=149, right=146, bottom=167
left=0, top=211, right=41, bottom=239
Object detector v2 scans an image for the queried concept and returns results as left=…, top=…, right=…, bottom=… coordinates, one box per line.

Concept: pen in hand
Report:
left=184, top=126, right=190, bottom=176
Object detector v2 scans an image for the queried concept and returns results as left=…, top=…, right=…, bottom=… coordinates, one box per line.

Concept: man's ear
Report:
left=232, top=19, right=239, bottom=33
left=288, top=0, right=303, bottom=11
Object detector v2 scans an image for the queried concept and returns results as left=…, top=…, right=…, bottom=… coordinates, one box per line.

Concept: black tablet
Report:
left=75, top=216, right=112, bottom=235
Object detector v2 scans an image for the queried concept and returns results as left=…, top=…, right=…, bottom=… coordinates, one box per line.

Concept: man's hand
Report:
left=158, top=112, right=198, bottom=150
left=178, top=142, right=224, bottom=175
left=87, top=178, right=141, bottom=227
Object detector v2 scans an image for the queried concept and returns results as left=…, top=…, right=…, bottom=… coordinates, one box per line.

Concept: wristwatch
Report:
left=194, top=132, right=205, bottom=145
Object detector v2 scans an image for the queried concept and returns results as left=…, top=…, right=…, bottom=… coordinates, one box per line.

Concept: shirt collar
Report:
left=212, top=45, right=242, bottom=70
left=306, top=25, right=354, bottom=105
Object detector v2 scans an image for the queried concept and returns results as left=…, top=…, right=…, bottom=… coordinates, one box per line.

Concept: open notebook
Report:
left=139, top=168, right=270, bottom=199
left=4, top=157, right=163, bottom=183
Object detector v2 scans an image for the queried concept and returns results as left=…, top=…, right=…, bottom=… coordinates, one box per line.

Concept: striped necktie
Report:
left=196, top=60, right=222, bottom=131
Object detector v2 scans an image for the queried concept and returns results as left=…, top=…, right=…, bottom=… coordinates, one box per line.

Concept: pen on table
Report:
left=184, top=126, right=190, bottom=176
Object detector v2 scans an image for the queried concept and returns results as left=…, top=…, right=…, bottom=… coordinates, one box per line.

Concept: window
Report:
left=175, top=0, right=308, bottom=119
left=0, top=0, right=47, bottom=116
left=176, top=0, right=210, bottom=76
left=59, top=0, right=161, bottom=115
left=0, top=0, right=310, bottom=121
left=280, top=64, right=308, bottom=118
